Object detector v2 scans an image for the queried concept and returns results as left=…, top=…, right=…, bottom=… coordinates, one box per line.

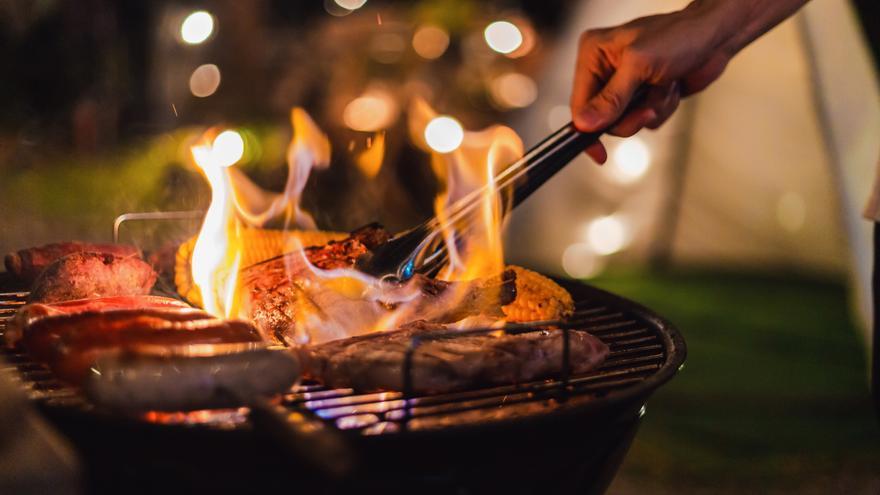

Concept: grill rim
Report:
left=0, top=275, right=686, bottom=438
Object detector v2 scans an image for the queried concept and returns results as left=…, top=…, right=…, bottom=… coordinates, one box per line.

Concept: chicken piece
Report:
left=28, top=252, right=157, bottom=303
left=5, top=242, right=141, bottom=284
left=298, top=320, right=610, bottom=394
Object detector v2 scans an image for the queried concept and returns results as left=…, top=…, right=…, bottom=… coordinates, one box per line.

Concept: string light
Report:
left=484, top=21, right=523, bottom=54
left=424, top=116, right=464, bottom=153
left=189, top=64, right=221, bottom=97
left=180, top=11, right=214, bottom=45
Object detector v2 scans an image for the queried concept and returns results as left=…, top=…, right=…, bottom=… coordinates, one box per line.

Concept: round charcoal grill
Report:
left=0, top=274, right=685, bottom=495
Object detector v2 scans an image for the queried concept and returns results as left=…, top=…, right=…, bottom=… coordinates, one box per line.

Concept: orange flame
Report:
left=409, top=97, right=523, bottom=282
left=191, top=102, right=523, bottom=342
left=190, top=130, right=245, bottom=317
left=190, top=109, right=331, bottom=318
left=228, top=109, right=330, bottom=229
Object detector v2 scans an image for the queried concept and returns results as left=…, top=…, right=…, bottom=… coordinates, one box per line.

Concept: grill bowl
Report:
left=0, top=274, right=685, bottom=494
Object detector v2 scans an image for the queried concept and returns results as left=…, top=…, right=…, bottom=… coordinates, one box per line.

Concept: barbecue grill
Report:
left=0, top=267, right=684, bottom=494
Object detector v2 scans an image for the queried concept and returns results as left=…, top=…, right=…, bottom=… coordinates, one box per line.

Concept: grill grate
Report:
left=0, top=287, right=673, bottom=434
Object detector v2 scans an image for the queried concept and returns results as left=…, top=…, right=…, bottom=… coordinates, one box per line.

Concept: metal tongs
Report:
left=357, top=96, right=645, bottom=282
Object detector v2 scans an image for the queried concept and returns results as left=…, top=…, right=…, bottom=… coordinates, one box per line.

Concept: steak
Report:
left=28, top=251, right=157, bottom=303
left=298, top=320, right=610, bottom=394
left=239, top=225, right=516, bottom=345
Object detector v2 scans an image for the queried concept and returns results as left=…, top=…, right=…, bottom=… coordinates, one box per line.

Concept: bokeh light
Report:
left=189, top=64, right=221, bottom=97
left=212, top=130, right=245, bottom=167
left=547, top=105, right=571, bottom=130
left=610, top=137, right=651, bottom=183
left=484, top=21, right=523, bottom=55
left=490, top=72, right=537, bottom=109
left=424, top=116, right=464, bottom=153
left=412, top=25, right=450, bottom=60
left=180, top=11, right=214, bottom=45
left=776, top=192, right=806, bottom=233
left=343, top=90, right=398, bottom=132
left=562, top=243, right=605, bottom=279
left=335, top=0, right=367, bottom=10
left=586, top=215, right=629, bottom=255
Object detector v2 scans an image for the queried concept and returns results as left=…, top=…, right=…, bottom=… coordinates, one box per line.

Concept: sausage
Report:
left=84, top=345, right=300, bottom=411
left=21, top=309, right=262, bottom=384
left=5, top=295, right=192, bottom=348
left=28, top=252, right=157, bottom=303
left=5, top=242, right=142, bottom=284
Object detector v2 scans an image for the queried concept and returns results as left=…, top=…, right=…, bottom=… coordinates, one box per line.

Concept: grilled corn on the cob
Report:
left=175, top=229, right=346, bottom=306
left=502, top=265, right=574, bottom=322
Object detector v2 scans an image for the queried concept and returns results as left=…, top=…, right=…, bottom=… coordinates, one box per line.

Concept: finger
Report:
left=574, top=64, right=643, bottom=133
left=608, top=107, right=656, bottom=137
left=646, top=82, right=681, bottom=129
left=571, top=31, right=610, bottom=125
left=584, top=140, right=607, bottom=164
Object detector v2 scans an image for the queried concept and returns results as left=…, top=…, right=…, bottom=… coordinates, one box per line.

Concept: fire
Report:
left=190, top=101, right=523, bottom=342
left=190, top=109, right=331, bottom=318
left=190, top=130, right=245, bottom=317
left=409, top=97, right=523, bottom=283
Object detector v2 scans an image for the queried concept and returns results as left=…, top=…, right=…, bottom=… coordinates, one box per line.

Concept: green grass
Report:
left=592, top=270, right=880, bottom=493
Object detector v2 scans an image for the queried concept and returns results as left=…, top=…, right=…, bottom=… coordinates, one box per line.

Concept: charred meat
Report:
left=6, top=242, right=142, bottom=284
left=28, top=252, right=157, bottom=303
left=240, top=225, right=515, bottom=345
left=298, top=320, right=610, bottom=394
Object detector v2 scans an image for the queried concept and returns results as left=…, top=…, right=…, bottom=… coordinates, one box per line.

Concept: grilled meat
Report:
left=5, top=295, right=192, bottom=348
left=5, top=242, right=142, bottom=284
left=240, top=233, right=516, bottom=345
left=28, top=252, right=157, bottom=303
left=298, top=320, right=610, bottom=394
left=22, top=309, right=262, bottom=385
left=84, top=345, right=300, bottom=412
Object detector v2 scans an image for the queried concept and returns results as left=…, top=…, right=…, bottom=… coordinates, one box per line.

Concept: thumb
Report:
left=574, top=68, right=642, bottom=132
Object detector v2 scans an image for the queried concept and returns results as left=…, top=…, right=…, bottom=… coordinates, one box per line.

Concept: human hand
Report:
left=571, top=4, right=741, bottom=163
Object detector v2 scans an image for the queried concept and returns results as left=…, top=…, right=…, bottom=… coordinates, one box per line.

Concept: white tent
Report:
left=506, top=0, right=880, bottom=349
